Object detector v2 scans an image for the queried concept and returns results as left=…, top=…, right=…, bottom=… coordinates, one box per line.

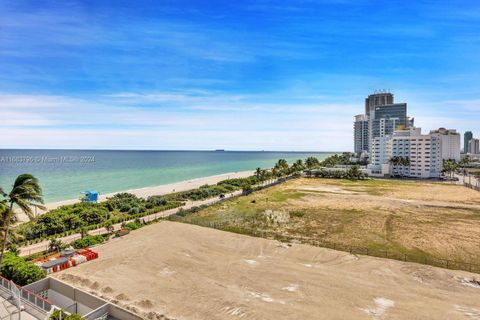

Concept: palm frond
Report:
left=8, top=174, right=45, bottom=220
left=0, top=201, right=8, bottom=214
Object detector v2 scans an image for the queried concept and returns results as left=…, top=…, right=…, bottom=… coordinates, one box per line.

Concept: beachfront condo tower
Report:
left=365, top=92, right=394, bottom=116
left=354, top=91, right=412, bottom=154
left=354, top=114, right=369, bottom=154
left=369, top=102, right=408, bottom=140
left=464, top=131, right=473, bottom=153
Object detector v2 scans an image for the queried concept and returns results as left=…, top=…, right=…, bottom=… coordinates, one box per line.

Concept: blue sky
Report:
left=1, top=0, right=479, bottom=151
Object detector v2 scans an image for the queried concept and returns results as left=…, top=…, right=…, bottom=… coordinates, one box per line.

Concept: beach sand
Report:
left=17, top=171, right=253, bottom=222
left=54, top=221, right=480, bottom=320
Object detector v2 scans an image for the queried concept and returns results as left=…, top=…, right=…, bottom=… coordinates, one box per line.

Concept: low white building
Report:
left=367, top=127, right=452, bottom=178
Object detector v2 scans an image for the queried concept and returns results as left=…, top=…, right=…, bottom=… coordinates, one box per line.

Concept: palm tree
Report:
left=0, top=174, right=45, bottom=270
left=289, top=159, right=304, bottom=174
left=264, top=170, right=273, bottom=183
left=48, top=238, right=64, bottom=253
left=295, top=159, right=304, bottom=167
left=442, top=159, right=458, bottom=179
left=277, top=159, right=288, bottom=170
left=389, top=156, right=399, bottom=166
left=459, top=156, right=470, bottom=178
left=305, top=157, right=320, bottom=169
left=80, top=226, right=88, bottom=239
left=255, top=167, right=262, bottom=179
left=459, top=156, right=470, bottom=167
left=241, top=182, right=253, bottom=195
left=105, top=221, right=114, bottom=237
left=346, top=165, right=363, bottom=180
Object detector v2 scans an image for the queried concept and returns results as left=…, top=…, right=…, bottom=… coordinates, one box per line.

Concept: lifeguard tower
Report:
left=80, top=190, right=99, bottom=203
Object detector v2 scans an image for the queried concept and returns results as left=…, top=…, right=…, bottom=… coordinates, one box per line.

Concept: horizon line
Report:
left=0, top=148, right=343, bottom=153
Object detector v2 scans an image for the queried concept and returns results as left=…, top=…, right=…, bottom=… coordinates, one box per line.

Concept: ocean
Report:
left=0, top=149, right=334, bottom=203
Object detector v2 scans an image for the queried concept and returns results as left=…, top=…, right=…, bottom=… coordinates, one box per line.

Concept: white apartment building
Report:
left=368, top=127, right=445, bottom=178
left=469, top=138, right=480, bottom=155
left=429, top=128, right=461, bottom=162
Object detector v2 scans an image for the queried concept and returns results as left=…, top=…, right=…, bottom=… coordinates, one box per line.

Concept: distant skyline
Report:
left=1, top=0, right=479, bottom=151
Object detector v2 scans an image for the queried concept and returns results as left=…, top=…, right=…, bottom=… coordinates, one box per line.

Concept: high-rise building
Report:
left=464, top=131, right=473, bottom=153
left=365, top=92, right=394, bottom=116
left=354, top=114, right=369, bottom=154
left=429, top=128, right=461, bottom=162
left=369, top=103, right=408, bottom=140
left=469, top=138, right=480, bottom=154
left=354, top=91, right=412, bottom=154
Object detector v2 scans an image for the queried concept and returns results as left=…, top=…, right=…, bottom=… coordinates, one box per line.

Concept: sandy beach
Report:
left=54, top=221, right=480, bottom=320
left=16, top=170, right=253, bottom=222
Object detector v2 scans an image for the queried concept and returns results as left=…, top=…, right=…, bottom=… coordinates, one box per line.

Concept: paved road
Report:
left=18, top=190, right=244, bottom=257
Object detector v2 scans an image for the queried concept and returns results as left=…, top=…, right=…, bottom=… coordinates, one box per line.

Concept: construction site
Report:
left=49, top=221, right=480, bottom=320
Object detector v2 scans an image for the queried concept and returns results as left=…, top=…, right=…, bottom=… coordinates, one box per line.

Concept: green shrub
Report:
left=106, top=193, right=146, bottom=213
left=128, top=207, right=140, bottom=215
left=71, top=235, right=105, bottom=249
left=50, top=310, right=85, bottom=320
left=0, top=252, right=45, bottom=286
left=147, top=195, right=167, bottom=206
left=124, top=222, right=141, bottom=231
left=18, top=202, right=110, bottom=240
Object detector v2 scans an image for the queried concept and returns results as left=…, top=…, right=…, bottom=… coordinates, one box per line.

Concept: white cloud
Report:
left=0, top=93, right=355, bottom=151
left=2, top=91, right=478, bottom=151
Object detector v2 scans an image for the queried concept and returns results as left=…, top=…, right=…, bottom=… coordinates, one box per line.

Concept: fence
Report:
left=463, top=182, right=480, bottom=192
left=181, top=220, right=480, bottom=275
left=453, top=173, right=480, bottom=192
left=0, top=275, right=53, bottom=315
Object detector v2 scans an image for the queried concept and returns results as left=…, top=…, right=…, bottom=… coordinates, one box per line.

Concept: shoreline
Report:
left=17, top=170, right=253, bottom=222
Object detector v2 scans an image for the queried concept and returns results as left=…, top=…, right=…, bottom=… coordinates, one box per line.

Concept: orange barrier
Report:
left=40, top=248, right=98, bottom=273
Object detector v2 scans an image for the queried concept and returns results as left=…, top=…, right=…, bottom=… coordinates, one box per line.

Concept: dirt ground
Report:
left=54, top=221, right=480, bottom=320
left=181, top=178, right=480, bottom=262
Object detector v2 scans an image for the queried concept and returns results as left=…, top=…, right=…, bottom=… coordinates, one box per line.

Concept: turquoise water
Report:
left=0, top=150, right=334, bottom=203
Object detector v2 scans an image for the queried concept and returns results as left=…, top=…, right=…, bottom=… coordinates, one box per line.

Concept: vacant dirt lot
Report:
left=177, top=178, right=480, bottom=263
left=54, top=221, right=480, bottom=320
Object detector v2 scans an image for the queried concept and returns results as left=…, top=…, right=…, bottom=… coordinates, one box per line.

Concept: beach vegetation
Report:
left=305, top=166, right=367, bottom=180
left=124, top=221, right=142, bottom=231
left=71, top=235, right=105, bottom=249
left=0, top=252, right=45, bottom=285
left=106, top=193, right=147, bottom=213
left=14, top=193, right=182, bottom=242
left=147, top=195, right=168, bottom=206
